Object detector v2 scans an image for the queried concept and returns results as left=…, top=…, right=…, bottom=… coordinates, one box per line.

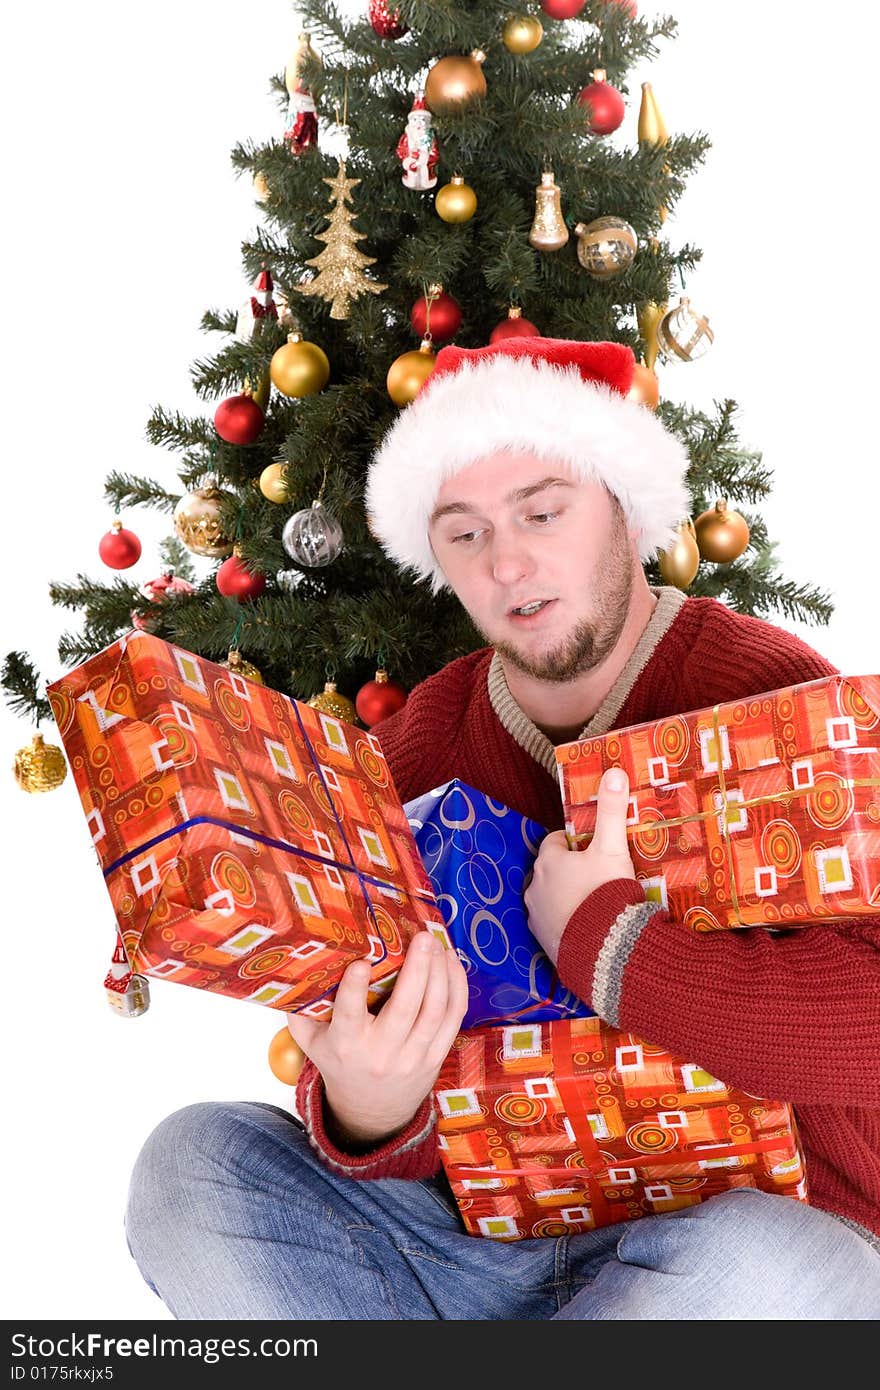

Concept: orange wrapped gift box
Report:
left=434, top=1017, right=807, bottom=1240
left=47, top=631, right=445, bottom=1015
left=556, top=673, right=880, bottom=930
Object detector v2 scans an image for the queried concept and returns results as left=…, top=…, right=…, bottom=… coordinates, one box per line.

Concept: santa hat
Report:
left=365, top=337, right=691, bottom=595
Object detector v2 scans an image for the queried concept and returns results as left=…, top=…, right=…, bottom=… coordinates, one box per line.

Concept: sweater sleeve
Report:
left=556, top=879, right=880, bottom=1107
left=294, top=1057, right=442, bottom=1181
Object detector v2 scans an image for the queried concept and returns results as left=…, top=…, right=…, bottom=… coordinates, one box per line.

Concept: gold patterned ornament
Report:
left=573, top=216, right=637, bottom=279
left=259, top=462, right=290, bottom=503
left=270, top=332, right=330, bottom=398
left=528, top=171, right=569, bottom=251
left=425, top=50, right=487, bottom=113
left=638, top=82, right=670, bottom=224
left=13, top=732, right=67, bottom=793
left=308, top=680, right=357, bottom=723
left=387, top=338, right=437, bottom=405
left=292, top=160, right=388, bottom=321
left=656, top=297, right=714, bottom=362
left=658, top=519, right=700, bottom=590
left=435, top=175, right=477, bottom=223
left=173, top=484, right=236, bottom=558
left=502, top=14, right=543, bottom=53
left=219, top=648, right=264, bottom=684
left=637, top=299, right=667, bottom=372
left=694, top=500, right=750, bottom=564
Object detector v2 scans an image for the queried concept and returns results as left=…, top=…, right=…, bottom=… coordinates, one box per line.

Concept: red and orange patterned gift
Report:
left=556, top=673, right=880, bottom=930
left=47, top=631, right=445, bottom=1015
left=433, top=1017, right=807, bottom=1239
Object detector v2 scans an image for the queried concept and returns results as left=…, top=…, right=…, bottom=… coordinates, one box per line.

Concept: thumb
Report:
left=592, top=767, right=632, bottom=858
left=286, top=1010, right=324, bottom=1060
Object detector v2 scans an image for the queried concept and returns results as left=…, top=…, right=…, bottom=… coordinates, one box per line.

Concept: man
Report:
left=125, top=338, right=880, bottom=1319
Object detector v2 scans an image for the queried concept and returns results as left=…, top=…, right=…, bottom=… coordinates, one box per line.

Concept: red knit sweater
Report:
left=296, top=595, right=880, bottom=1245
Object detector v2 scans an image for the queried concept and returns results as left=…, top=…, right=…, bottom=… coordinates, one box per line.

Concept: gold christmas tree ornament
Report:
left=628, top=362, right=660, bottom=409
left=270, top=332, right=331, bottom=397
left=637, top=301, right=667, bottom=372
left=308, top=680, right=357, bottom=723
left=425, top=50, right=487, bottom=113
left=387, top=338, right=437, bottom=406
left=658, top=520, right=701, bottom=590
left=244, top=371, right=271, bottom=411
left=253, top=171, right=270, bottom=202
left=292, top=160, right=388, bottom=320
left=259, top=462, right=290, bottom=504
left=638, top=83, right=670, bottom=224
left=502, top=15, right=543, bottom=54
left=14, top=732, right=67, bottom=793
left=435, top=174, right=477, bottom=223
left=656, top=297, right=714, bottom=362
left=285, top=32, right=322, bottom=97
left=528, top=171, right=569, bottom=251
left=694, top=501, right=750, bottom=564
left=173, top=484, right=236, bottom=558
left=219, top=649, right=265, bottom=684
left=573, top=216, right=637, bottom=279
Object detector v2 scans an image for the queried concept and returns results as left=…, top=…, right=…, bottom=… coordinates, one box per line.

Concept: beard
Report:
left=469, top=497, right=634, bottom=683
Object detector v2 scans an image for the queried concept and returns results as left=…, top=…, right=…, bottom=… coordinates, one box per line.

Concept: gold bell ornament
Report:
left=270, top=332, right=330, bottom=398
left=259, top=462, right=290, bottom=504
left=528, top=171, right=569, bottom=251
left=387, top=337, right=437, bottom=406
left=424, top=50, right=487, bottom=114
left=173, top=484, right=236, bottom=558
left=502, top=15, right=543, bottom=54
left=694, top=500, right=750, bottom=564
left=308, top=679, right=358, bottom=723
left=573, top=216, right=637, bottom=279
left=219, top=648, right=265, bottom=684
left=656, top=297, right=714, bottom=362
left=13, top=732, right=67, bottom=793
left=435, top=175, right=477, bottom=223
left=658, top=520, right=701, bottom=590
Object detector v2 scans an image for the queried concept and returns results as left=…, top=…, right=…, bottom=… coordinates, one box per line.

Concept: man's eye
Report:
left=527, top=512, right=558, bottom=525
left=451, top=530, right=481, bottom=545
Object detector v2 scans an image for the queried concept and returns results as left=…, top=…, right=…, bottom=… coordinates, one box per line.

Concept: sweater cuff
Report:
left=294, top=1058, right=439, bottom=1180
left=557, top=878, right=660, bottom=1026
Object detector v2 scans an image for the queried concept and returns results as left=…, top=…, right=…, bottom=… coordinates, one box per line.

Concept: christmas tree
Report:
left=3, top=0, right=832, bottom=747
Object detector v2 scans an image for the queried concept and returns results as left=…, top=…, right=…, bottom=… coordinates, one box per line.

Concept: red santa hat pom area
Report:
left=365, top=337, right=691, bottom=595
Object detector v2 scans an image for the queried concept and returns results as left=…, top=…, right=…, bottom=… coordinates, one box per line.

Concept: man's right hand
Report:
left=287, top=931, right=469, bottom=1149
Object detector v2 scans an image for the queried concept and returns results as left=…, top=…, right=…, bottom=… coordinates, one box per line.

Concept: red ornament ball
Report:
left=489, top=312, right=541, bottom=342
left=369, top=0, right=408, bottom=39
left=577, top=76, right=626, bottom=135
left=540, top=0, right=586, bottom=19
left=99, top=523, right=142, bottom=570
left=131, top=572, right=196, bottom=630
left=355, top=670, right=408, bottom=726
left=216, top=554, right=267, bottom=602
left=214, top=393, right=265, bottom=446
left=410, top=291, right=462, bottom=342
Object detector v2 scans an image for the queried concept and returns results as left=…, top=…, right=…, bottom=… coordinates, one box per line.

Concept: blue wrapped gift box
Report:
left=403, top=779, right=593, bottom=1029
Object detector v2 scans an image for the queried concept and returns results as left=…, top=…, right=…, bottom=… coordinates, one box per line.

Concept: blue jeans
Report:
left=124, top=1101, right=880, bottom=1320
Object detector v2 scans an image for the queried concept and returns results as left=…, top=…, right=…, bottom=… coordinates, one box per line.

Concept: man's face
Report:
left=428, top=451, right=635, bottom=682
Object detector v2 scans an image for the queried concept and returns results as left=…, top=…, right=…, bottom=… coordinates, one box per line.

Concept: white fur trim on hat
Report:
left=365, top=354, right=691, bottom=595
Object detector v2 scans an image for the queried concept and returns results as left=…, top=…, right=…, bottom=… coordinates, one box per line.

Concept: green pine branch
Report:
left=2, top=652, right=52, bottom=724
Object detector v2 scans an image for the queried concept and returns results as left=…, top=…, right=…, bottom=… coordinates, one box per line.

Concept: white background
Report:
left=1, top=1, right=877, bottom=1319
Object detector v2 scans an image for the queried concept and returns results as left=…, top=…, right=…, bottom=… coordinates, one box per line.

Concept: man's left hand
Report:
left=524, top=768, right=636, bottom=964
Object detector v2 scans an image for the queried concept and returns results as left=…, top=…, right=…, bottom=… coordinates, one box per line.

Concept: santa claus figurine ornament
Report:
left=396, top=94, right=440, bottom=191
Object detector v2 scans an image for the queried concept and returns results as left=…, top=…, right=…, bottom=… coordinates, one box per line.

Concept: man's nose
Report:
left=489, top=529, right=536, bottom=586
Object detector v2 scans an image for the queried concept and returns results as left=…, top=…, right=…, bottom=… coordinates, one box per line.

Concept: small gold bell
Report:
left=528, top=171, right=569, bottom=252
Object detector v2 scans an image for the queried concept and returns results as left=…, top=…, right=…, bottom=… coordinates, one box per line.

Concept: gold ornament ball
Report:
left=268, top=1026, right=306, bottom=1085
left=435, top=175, right=477, bottom=223
left=14, top=733, right=67, bottom=793
left=694, top=500, right=750, bottom=564
left=425, top=50, right=487, bottom=113
left=219, top=649, right=264, bottom=684
left=173, top=484, right=236, bottom=558
left=502, top=15, right=543, bottom=54
left=270, top=333, right=330, bottom=398
left=628, top=363, right=660, bottom=410
left=387, top=341, right=437, bottom=406
left=573, top=216, right=638, bottom=280
left=658, top=520, right=700, bottom=590
left=260, top=462, right=290, bottom=504
left=308, top=681, right=358, bottom=723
